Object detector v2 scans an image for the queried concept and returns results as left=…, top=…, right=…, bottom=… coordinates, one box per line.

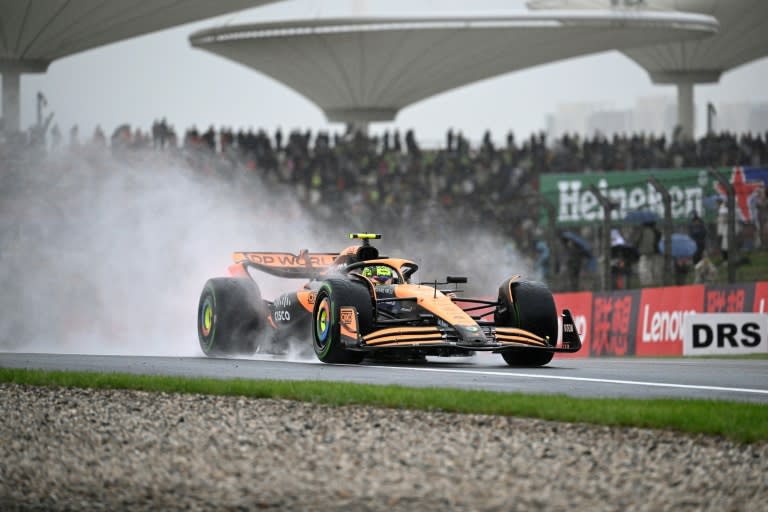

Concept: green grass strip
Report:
left=2, top=367, right=767, bottom=444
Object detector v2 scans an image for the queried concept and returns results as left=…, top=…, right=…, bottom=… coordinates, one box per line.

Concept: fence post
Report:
left=588, top=185, right=616, bottom=292
left=708, top=168, right=736, bottom=283
left=538, top=196, right=558, bottom=285
left=648, top=176, right=672, bottom=286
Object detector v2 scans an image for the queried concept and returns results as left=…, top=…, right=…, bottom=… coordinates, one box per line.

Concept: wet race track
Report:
left=2, top=351, right=767, bottom=403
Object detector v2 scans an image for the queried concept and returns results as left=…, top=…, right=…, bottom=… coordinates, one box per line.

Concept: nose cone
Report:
left=455, top=324, right=486, bottom=344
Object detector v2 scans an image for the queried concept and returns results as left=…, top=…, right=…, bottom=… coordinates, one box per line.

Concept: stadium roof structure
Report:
left=189, top=9, right=718, bottom=129
left=0, top=0, right=278, bottom=133
left=528, top=0, right=768, bottom=138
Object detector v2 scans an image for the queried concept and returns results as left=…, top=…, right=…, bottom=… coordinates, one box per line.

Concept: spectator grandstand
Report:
left=2, top=122, right=766, bottom=294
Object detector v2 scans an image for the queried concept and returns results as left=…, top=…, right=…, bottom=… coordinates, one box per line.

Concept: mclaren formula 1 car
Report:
left=197, top=234, right=582, bottom=366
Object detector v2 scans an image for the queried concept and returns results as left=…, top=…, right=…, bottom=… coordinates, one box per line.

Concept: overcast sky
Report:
left=17, top=0, right=768, bottom=145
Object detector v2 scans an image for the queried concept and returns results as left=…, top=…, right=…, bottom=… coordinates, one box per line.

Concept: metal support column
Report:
left=649, top=177, right=672, bottom=286
left=2, top=71, right=21, bottom=132
left=539, top=196, right=558, bottom=284
left=709, top=168, right=736, bottom=283
left=588, top=184, right=616, bottom=291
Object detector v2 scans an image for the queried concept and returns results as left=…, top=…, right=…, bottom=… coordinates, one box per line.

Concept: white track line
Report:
left=357, top=365, right=768, bottom=395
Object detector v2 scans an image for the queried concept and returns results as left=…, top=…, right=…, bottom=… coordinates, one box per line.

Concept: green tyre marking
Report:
left=202, top=283, right=217, bottom=352
left=316, top=285, right=335, bottom=359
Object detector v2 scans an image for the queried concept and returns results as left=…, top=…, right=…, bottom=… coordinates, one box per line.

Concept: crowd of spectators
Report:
left=2, top=120, right=766, bottom=291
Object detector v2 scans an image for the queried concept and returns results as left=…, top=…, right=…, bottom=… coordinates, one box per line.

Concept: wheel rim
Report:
left=199, top=294, right=215, bottom=349
left=315, top=297, right=331, bottom=348
left=202, top=301, right=213, bottom=336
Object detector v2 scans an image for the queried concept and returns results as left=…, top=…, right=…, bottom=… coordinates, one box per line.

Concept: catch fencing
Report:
left=538, top=166, right=767, bottom=290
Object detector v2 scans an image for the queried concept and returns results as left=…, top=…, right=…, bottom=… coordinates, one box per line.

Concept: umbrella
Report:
left=658, top=233, right=698, bottom=259
left=624, top=209, right=659, bottom=225
left=560, top=231, right=592, bottom=256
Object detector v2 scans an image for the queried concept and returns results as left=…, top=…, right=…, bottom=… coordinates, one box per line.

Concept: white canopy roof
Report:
left=190, top=10, right=718, bottom=123
left=529, top=0, right=768, bottom=83
left=0, top=0, right=277, bottom=73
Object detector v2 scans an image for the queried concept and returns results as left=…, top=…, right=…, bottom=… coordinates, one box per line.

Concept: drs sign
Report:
left=683, top=313, right=768, bottom=356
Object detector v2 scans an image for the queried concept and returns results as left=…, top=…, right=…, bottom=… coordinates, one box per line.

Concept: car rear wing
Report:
left=230, top=251, right=339, bottom=279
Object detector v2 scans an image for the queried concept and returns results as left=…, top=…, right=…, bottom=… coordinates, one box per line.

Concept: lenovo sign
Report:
left=683, top=313, right=768, bottom=355
left=636, top=286, right=704, bottom=356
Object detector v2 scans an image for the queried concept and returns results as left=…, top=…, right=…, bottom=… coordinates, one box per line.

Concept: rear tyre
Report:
left=312, top=278, right=372, bottom=364
left=496, top=279, right=557, bottom=367
left=197, top=277, right=266, bottom=357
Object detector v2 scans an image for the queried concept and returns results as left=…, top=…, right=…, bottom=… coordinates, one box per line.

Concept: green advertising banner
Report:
left=539, top=168, right=718, bottom=227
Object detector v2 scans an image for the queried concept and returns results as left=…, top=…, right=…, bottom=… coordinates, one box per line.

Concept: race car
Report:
left=197, top=233, right=582, bottom=366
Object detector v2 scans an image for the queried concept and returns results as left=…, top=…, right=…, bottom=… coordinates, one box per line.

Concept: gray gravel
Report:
left=1, top=384, right=766, bottom=511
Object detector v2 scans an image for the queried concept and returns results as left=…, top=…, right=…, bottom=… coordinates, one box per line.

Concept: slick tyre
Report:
left=312, top=278, right=372, bottom=364
left=496, top=279, right=557, bottom=367
left=198, top=277, right=266, bottom=357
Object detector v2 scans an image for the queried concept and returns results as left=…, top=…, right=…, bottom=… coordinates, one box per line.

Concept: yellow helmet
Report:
left=363, top=265, right=394, bottom=284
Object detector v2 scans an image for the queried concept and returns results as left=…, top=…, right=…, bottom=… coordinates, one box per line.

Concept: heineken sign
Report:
left=538, top=167, right=766, bottom=227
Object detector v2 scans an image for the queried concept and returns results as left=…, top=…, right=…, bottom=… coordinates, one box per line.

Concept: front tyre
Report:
left=496, top=279, right=557, bottom=367
left=312, top=278, right=371, bottom=364
left=198, top=277, right=266, bottom=357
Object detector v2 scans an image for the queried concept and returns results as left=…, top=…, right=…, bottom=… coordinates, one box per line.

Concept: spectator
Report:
left=69, top=124, right=79, bottom=147
left=694, top=251, right=719, bottom=284
left=9, top=120, right=766, bottom=297
left=50, top=124, right=61, bottom=150
left=688, top=210, right=707, bottom=264
left=716, top=197, right=730, bottom=261
left=635, top=222, right=662, bottom=287
left=673, top=256, right=692, bottom=285
left=610, top=228, right=635, bottom=290
left=561, top=236, right=589, bottom=291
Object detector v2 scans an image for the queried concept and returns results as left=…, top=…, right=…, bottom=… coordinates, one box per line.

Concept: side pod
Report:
left=557, top=309, right=583, bottom=353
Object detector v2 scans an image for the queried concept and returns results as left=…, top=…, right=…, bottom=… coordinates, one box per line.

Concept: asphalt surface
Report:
left=1, top=351, right=767, bottom=403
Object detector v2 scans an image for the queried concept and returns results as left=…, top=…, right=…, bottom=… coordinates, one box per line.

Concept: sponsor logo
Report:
left=273, top=310, right=291, bottom=322
left=556, top=178, right=702, bottom=223
left=640, top=305, right=696, bottom=343
left=706, top=288, right=746, bottom=313
left=592, top=294, right=635, bottom=357
left=240, top=252, right=336, bottom=267
left=274, top=295, right=292, bottom=308
left=307, top=292, right=316, bottom=305
left=340, top=310, right=354, bottom=326
left=636, top=287, right=703, bottom=356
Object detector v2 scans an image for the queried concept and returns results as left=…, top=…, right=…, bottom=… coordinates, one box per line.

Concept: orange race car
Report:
left=197, top=234, right=582, bottom=366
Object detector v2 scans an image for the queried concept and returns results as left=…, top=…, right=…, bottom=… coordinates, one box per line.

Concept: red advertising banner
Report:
left=754, top=282, right=768, bottom=313
left=591, top=290, right=641, bottom=357
left=553, top=292, right=592, bottom=359
left=635, top=285, right=705, bottom=356
left=550, top=282, right=766, bottom=359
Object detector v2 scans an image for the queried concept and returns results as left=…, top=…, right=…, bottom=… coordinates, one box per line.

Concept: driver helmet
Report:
left=362, top=265, right=395, bottom=285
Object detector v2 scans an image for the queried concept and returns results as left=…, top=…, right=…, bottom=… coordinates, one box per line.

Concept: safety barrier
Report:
left=553, top=281, right=768, bottom=358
